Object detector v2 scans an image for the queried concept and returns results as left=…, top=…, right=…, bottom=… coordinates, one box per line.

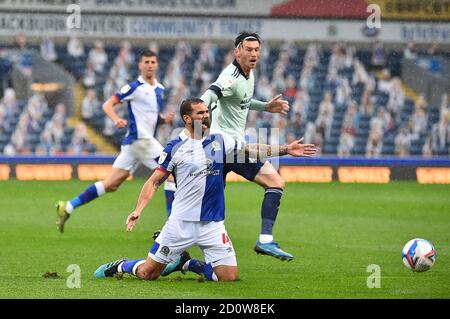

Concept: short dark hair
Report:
left=180, top=98, right=204, bottom=123
left=234, top=31, right=262, bottom=48
left=138, top=49, right=157, bottom=62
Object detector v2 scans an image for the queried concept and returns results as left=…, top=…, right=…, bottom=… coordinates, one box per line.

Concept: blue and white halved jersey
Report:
left=157, top=130, right=244, bottom=222
left=114, top=76, right=164, bottom=145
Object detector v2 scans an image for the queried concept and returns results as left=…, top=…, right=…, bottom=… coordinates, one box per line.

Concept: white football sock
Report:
left=65, top=202, right=74, bottom=214
left=132, top=260, right=146, bottom=276
left=182, top=260, right=190, bottom=272
left=259, top=234, right=273, bottom=244
left=95, top=181, right=106, bottom=196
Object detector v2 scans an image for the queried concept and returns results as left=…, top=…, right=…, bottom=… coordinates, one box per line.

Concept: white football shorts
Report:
left=149, top=218, right=237, bottom=267
left=113, top=138, right=164, bottom=173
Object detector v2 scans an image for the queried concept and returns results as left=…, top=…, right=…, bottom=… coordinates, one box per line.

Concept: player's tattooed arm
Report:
left=244, top=138, right=317, bottom=159
left=244, top=144, right=288, bottom=158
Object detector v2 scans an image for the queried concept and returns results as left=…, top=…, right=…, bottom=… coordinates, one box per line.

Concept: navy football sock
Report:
left=261, top=187, right=283, bottom=235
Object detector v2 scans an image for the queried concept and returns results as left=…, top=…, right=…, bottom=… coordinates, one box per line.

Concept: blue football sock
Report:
left=69, top=182, right=105, bottom=210
left=121, top=258, right=145, bottom=275
left=261, top=188, right=283, bottom=235
left=188, top=259, right=215, bottom=281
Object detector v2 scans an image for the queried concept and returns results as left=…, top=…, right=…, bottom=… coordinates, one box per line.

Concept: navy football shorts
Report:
left=223, top=157, right=265, bottom=182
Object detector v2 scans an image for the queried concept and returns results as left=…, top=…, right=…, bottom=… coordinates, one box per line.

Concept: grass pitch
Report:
left=0, top=180, right=449, bottom=298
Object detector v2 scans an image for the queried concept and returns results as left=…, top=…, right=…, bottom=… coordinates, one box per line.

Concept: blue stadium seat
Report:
left=87, top=144, right=97, bottom=153
left=358, top=120, right=370, bottom=131
left=0, top=134, right=9, bottom=144
left=382, top=144, right=395, bottom=155
left=351, top=145, right=366, bottom=155
left=327, top=135, right=340, bottom=146
left=403, top=99, right=414, bottom=112
left=323, top=144, right=338, bottom=154
left=428, top=109, right=440, bottom=124
left=330, top=127, right=341, bottom=138
left=26, top=134, right=40, bottom=145
left=410, top=145, right=422, bottom=155
left=356, top=50, right=372, bottom=69
left=376, top=92, right=389, bottom=106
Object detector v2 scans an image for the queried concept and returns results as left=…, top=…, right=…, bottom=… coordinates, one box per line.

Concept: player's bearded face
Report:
left=237, top=41, right=260, bottom=70
left=189, top=103, right=210, bottom=136
left=191, top=115, right=210, bottom=132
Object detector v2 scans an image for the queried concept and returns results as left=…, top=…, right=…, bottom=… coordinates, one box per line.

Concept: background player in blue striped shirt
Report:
left=56, top=50, right=174, bottom=232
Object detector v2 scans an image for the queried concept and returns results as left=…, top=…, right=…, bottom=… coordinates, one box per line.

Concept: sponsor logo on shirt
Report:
left=240, top=93, right=251, bottom=110
left=189, top=158, right=220, bottom=177
left=120, top=84, right=131, bottom=94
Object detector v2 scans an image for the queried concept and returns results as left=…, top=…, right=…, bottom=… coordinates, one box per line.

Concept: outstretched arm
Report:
left=250, top=94, right=290, bottom=115
left=126, top=169, right=170, bottom=231
left=244, top=138, right=316, bottom=159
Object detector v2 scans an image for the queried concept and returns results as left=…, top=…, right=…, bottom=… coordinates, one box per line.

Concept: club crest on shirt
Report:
left=189, top=158, right=219, bottom=177
left=215, top=77, right=234, bottom=90
left=212, top=141, right=221, bottom=151
left=158, top=152, right=168, bottom=164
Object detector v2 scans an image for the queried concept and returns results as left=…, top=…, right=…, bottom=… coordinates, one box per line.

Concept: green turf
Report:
left=0, top=180, right=449, bottom=298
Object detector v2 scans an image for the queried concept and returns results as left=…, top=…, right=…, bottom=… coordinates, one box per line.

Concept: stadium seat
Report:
left=410, top=145, right=422, bottom=155
left=351, top=146, right=365, bottom=155
left=358, top=120, right=370, bottom=131
left=323, top=144, right=338, bottom=154
left=382, top=144, right=395, bottom=155
left=0, top=134, right=9, bottom=144
left=3, top=40, right=438, bottom=159
left=26, top=134, right=40, bottom=145
left=327, top=135, right=340, bottom=146
left=86, top=144, right=97, bottom=153
left=376, top=92, right=389, bottom=106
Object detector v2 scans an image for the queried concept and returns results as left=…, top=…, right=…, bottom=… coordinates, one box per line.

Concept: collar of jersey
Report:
left=179, top=129, right=208, bottom=142
left=138, top=75, right=158, bottom=87
left=232, top=59, right=249, bottom=80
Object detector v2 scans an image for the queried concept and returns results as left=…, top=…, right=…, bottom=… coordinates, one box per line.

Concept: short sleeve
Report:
left=114, top=81, right=141, bottom=102
left=157, top=138, right=182, bottom=173
left=209, top=72, right=236, bottom=99
left=157, top=151, right=175, bottom=173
